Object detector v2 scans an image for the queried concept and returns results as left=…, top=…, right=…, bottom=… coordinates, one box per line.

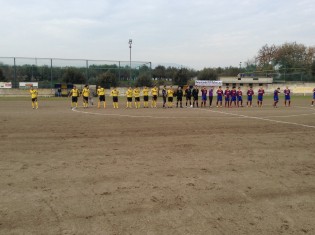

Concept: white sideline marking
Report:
left=72, top=108, right=245, bottom=119
left=201, top=108, right=315, bottom=129
left=72, top=106, right=315, bottom=129
left=262, top=113, right=315, bottom=118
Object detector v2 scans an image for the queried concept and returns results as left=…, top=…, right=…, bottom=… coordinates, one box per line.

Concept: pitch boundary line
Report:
left=71, top=108, right=246, bottom=119
left=72, top=106, right=315, bottom=128
left=201, top=108, right=315, bottom=129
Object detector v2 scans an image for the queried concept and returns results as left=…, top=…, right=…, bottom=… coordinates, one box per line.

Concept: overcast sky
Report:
left=1, top=0, right=314, bottom=69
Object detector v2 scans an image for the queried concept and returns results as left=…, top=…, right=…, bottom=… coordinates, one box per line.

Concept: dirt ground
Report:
left=1, top=97, right=315, bottom=235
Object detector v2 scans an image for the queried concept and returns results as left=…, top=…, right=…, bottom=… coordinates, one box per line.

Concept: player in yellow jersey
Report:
left=110, top=87, right=119, bottom=108
left=30, top=86, right=38, bottom=109
left=97, top=85, right=106, bottom=109
left=82, top=85, right=90, bottom=108
left=142, top=86, right=149, bottom=108
left=126, top=87, right=133, bottom=108
left=151, top=86, right=158, bottom=108
left=167, top=86, right=174, bottom=108
left=133, top=86, right=141, bottom=108
left=68, top=85, right=80, bottom=109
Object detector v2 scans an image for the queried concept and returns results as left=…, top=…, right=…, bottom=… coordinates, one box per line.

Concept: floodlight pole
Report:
left=129, top=39, right=132, bottom=81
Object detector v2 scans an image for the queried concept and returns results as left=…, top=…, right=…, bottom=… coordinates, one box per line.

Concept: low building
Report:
left=219, top=73, right=273, bottom=88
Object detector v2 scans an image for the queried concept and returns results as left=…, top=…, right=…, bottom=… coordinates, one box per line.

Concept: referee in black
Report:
left=192, top=86, right=199, bottom=108
left=176, top=87, right=183, bottom=108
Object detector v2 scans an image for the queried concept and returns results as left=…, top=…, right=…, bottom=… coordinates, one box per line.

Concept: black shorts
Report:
left=31, top=98, right=37, bottom=102
left=177, top=97, right=182, bottom=101
left=193, top=96, right=198, bottom=101
left=153, top=95, right=157, bottom=101
left=99, top=95, right=105, bottom=101
left=113, top=96, right=118, bottom=102
left=83, top=96, right=88, bottom=102
left=144, top=96, right=149, bottom=101
left=168, top=97, right=173, bottom=102
left=186, top=96, right=191, bottom=100
left=135, top=97, right=140, bottom=102
left=127, top=97, right=132, bottom=102
left=72, top=96, right=78, bottom=103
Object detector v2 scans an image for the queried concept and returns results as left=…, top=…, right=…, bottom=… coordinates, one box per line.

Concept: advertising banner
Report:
left=19, top=82, right=38, bottom=89
left=195, top=80, right=222, bottom=87
left=0, top=82, right=12, bottom=88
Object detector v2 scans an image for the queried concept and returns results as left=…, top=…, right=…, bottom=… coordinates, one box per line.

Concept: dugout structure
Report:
left=0, top=57, right=152, bottom=89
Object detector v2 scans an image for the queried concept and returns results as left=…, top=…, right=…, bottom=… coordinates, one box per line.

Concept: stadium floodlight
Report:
left=129, top=39, right=132, bottom=81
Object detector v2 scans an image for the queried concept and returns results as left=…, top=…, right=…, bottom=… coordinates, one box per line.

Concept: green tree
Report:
left=152, top=65, right=166, bottom=79
left=218, top=66, right=240, bottom=76
left=135, top=73, right=153, bottom=87
left=97, top=71, right=119, bottom=88
left=274, top=42, right=315, bottom=72
left=0, top=68, right=6, bottom=81
left=311, top=60, right=315, bottom=77
left=197, top=68, right=218, bottom=80
left=173, top=68, right=190, bottom=86
left=62, top=67, right=86, bottom=84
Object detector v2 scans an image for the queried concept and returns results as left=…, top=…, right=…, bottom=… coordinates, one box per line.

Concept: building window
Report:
left=259, top=83, right=263, bottom=86
left=240, top=83, right=243, bottom=86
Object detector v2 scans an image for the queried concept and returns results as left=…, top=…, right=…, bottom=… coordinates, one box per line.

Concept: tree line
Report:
left=1, top=42, right=314, bottom=87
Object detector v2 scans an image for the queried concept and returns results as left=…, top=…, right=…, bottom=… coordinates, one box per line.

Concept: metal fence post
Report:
left=119, top=61, right=121, bottom=81
left=86, top=60, right=88, bottom=84
left=50, top=58, right=53, bottom=89
left=14, top=57, right=17, bottom=88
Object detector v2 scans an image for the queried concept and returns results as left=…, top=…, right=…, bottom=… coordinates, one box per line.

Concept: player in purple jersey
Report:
left=237, top=87, right=243, bottom=107
left=257, top=86, right=265, bottom=108
left=208, top=87, right=214, bottom=108
left=247, top=87, right=254, bottom=107
left=224, top=87, right=231, bottom=108
left=283, top=86, right=291, bottom=107
left=216, top=86, right=223, bottom=108
left=230, top=87, right=237, bottom=107
left=273, top=87, right=280, bottom=108
left=312, top=88, right=315, bottom=106
left=201, top=87, right=207, bottom=108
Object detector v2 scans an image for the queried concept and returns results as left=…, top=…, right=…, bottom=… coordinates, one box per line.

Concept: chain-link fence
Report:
left=240, top=69, right=315, bottom=83
left=0, top=57, right=152, bottom=88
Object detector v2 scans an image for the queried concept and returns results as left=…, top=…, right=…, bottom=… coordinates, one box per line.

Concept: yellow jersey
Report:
left=142, top=88, right=149, bottom=96
left=151, top=87, right=158, bottom=96
left=167, top=89, right=174, bottom=97
left=111, top=89, right=119, bottom=97
left=97, top=88, right=105, bottom=96
left=70, top=88, right=79, bottom=97
left=82, top=88, right=90, bottom=97
left=126, top=89, right=133, bottom=98
left=30, top=89, right=38, bottom=99
left=133, top=88, right=140, bottom=98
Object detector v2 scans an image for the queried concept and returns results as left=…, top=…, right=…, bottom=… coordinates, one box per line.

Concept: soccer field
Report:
left=1, top=96, right=315, bottom=235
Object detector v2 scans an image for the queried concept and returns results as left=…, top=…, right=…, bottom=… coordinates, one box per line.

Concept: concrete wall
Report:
left=240, top=83, right=315, bottom=95
left=0, top=83, right=314, bottom=97
left=220, top=76, right=273, bottom=84
left=0, top=88, right=55, bottom=97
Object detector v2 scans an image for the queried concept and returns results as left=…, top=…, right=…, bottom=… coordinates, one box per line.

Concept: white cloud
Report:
left=0, top=0, right=314, bottom=69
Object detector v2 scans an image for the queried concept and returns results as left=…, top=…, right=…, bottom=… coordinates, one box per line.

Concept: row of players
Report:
left=67, top=85, right=315, bottom=109
left=29, top=85, right=315, bottom=109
